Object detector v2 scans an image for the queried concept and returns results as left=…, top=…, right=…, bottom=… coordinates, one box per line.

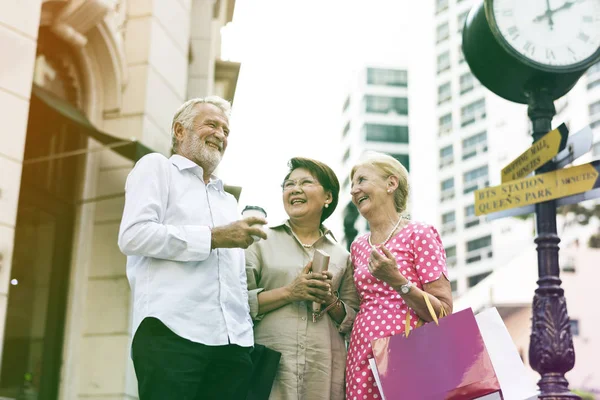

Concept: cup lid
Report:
left=242, top=205, right=267, bottom=217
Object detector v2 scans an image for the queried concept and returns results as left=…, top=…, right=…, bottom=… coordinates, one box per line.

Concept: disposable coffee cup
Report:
left=242, top=206, right=267, bottom=242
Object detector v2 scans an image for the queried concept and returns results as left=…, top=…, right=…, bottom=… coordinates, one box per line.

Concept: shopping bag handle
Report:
left=405, top=292, right=447, bottom=337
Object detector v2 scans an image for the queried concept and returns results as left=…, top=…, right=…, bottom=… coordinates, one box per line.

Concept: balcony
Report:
left=439, top=155, right=454, bottom=169
left=464, top=215, right=481, bottom=229
left=466, top=246, right=493, bottom=264
left=442, top=221, right=456, bottom=235
left=440, top=188, right=455, bottom=202
left=447, top=255, right=457, bottom=267
left=462, top=143, right=488, bottom=160
left=463, top=178, right=488, bottom=194
left=461, top=111, right=486, bottom=127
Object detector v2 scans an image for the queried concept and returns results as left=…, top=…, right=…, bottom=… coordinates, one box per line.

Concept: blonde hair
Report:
left=350, top=151, right=410, bottom=213
left=171, top=96, right=232, bottom=154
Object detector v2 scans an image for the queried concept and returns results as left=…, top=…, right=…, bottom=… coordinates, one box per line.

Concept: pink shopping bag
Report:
left=372, top=306, right=501, bottom=400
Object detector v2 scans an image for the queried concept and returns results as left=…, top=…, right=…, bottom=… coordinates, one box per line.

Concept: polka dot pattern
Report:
left=345, top=222, right=448, bottom=400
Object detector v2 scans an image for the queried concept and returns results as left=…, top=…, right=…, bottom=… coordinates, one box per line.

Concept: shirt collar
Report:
left=169, top=154, right=224, bottom=191
left=271, top=219, right=337, bottom=242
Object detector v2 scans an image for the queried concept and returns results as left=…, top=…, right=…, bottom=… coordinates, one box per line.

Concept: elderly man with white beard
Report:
left=118, top=96, right=267, bottom=400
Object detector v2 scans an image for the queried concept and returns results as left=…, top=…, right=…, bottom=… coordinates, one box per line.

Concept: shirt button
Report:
left=300, top=344, right=305, bottom=349
left=299, top=374, right=303, bottom=380
left=301, top=317, right=306, bottom=321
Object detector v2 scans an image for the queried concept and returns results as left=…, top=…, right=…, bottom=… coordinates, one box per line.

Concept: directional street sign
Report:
left=501, top=123, right=569, bottom=183
left=485, top=187, right=600, bottom=221
left=475, top=160, right=600, bottom=216
left=553, top=126, right=593, bottom=169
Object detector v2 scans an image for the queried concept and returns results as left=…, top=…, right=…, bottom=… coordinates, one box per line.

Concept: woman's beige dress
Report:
left=246, top=221, right=360, bottom=400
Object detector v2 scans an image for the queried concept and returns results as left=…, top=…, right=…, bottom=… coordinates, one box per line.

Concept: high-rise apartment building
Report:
left=338, top=66, right=411, bottom=248
left=435, top=0, right=600, bottom=296
left=434, top=0, right=536, bottom=296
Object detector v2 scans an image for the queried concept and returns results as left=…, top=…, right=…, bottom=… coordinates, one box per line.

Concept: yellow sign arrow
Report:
left=501, top=124, right=568, bottom=183
left=476, top=162, right=599, bottom=216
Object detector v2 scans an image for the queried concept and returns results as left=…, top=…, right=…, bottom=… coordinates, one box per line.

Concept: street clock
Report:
left=462, top=0, right=600, bottom=103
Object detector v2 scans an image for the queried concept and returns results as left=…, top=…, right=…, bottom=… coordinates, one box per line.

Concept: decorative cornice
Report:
left=51, top=0, right=114, bottom=47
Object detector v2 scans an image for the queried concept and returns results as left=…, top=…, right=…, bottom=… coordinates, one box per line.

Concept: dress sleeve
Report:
left=335, top=255, right=360, bottom=335
left=412, top=224, right=449, bottom=284
left=245, top=242, right=265, bottom=320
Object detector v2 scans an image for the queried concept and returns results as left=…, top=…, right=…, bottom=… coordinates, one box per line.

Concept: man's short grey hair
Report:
left=171, top=96, right=232, bottom=154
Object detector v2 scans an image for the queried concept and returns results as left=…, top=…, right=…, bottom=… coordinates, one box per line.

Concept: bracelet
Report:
left=312, top=291, right=342, bottom=322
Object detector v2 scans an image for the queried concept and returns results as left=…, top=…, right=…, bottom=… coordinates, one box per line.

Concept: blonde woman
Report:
left=345, top=152, right=452, bottom=400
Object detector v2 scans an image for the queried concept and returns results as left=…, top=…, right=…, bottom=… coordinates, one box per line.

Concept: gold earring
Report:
left=387, top=189, right=392, bottom=194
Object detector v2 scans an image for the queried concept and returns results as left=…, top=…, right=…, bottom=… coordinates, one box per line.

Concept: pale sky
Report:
left=218, top=1, right=437, bottom=237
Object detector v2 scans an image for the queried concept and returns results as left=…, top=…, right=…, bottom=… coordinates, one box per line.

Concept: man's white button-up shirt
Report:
left=118, top=153, right=253, bottom=347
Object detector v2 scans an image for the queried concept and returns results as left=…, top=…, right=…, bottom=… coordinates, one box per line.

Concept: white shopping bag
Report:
left=475, top=308, right=540, bottom=400
left=368, top=358, right=387, bottom=400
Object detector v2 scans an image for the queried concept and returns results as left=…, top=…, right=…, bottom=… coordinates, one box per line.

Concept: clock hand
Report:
left=533, top=0, right=584, bottom=24
left=532, top=0, right=555, bottom=28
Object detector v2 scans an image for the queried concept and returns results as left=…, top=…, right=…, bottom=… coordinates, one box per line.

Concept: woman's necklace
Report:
left=368, top=217, right=404, bottom=248
left=300, top=229, right=323, bottom=248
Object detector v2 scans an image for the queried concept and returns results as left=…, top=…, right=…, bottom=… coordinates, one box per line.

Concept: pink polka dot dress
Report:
left=345, top=221, right=448, bottom=400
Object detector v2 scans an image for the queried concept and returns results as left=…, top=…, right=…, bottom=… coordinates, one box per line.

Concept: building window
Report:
left=468, top=271, right=492, bottom=287
left=463, top=165, right=489, bottom=194
left=458, top=45, right=465, bottom=64
left=439, top=145, right=454, bottom=168
left=436, top=0, right=448, bottom=14
left=365, top=95, right=408, bottom=115
left=461, top=98, right=486, bottom=127
left=450, top=280, right=457, bottom=292
left=437, top=51, right=451, bottom=74
left=457, top=11, right=468, bottom=33
left=593, top=141, right=600, bottom=157
left=464, top=204, right=480, bottom=228
left=342, top=95, right=350, bottom=112
left=342, top=121, right=350, bottom=138
left=367, top=68, right=408, bottom=87
left=342, top=148, right=350, bottom=163
left=570, top=319, right=580, bottom=336
left=364, top=124, right=409, bottom=143
left=587, top=62, right=600, bottom=90
left=442, top=211, right=456, bottom=235
left=590, top=100, right=600, bottom=129
left=436, top=22, right=450, bottom=43
left=588, top=78, right=600, bottom=90
left=342, top=176, right=350, bottom=191
left=438, top=82, right=452, bottom=104
left=562, top=255, right=576, bottom=273
left=462, top=131, right=488, bottom=160
left=389, top=153, right=410, bottom=171
left=466, top=235, right=493, bottom=264
left=439, top=113, right=452, bottom=136
left=446, top=245, right=457, bottom=267
left=460, top=72, right=476, bottom=94
left=440, top=177, right=455, bottom=202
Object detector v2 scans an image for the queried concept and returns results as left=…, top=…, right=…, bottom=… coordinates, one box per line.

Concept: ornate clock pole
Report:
left=462, top=0, right=600, bottom=398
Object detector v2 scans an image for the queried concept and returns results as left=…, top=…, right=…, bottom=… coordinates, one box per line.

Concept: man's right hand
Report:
left=210, top=216, right=268, bottom=249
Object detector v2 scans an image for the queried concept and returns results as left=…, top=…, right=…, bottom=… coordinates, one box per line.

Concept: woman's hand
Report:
left=367, top=245, right=407, bottom=287
left=286, top=261, right=332, bottom=303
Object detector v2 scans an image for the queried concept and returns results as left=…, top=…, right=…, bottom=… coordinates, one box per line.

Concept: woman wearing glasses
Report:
left=246, top=157, right=359, bottom=400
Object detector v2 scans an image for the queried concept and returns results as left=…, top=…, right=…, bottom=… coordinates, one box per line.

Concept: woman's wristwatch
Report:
left=399, top=281, right=413, bottom=295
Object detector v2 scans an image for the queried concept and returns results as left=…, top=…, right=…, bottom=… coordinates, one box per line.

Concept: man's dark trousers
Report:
left=132, top=317, right=253, bottom=400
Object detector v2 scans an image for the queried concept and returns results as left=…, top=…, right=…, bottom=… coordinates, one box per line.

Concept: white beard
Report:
left=181, top=133, right=222, bottom=174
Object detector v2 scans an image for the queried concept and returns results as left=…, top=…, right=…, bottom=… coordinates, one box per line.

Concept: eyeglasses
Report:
left=282, top=178, right=321, bottom=192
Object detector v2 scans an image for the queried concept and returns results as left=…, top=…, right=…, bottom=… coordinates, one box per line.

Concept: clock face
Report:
left=489, top=0, right=600, bottom=70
